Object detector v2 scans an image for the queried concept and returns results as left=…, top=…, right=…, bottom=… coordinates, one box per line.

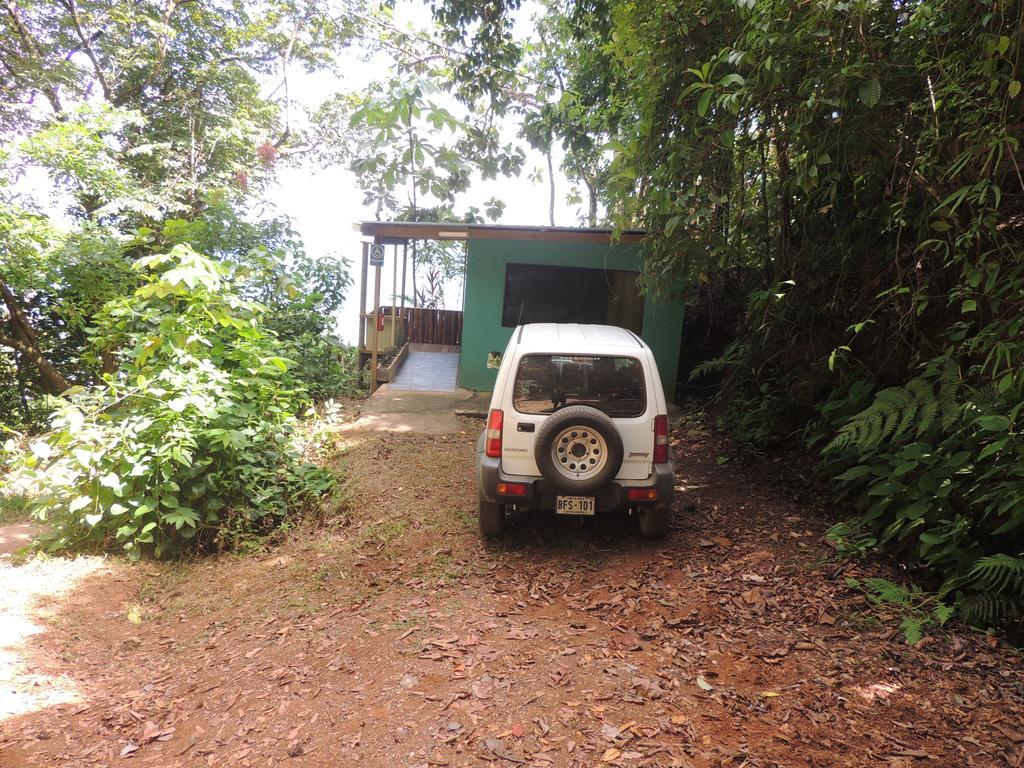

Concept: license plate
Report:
left=556, top=495, right=595, bottom=516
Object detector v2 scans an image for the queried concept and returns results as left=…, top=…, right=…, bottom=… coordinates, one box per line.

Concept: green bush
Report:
left=532, top=0, right=1024, bottom=628
left=825, top=360, right=1024, bottom=624
left=271, top=319, right=367, bottom=401
left=11, top=245, right=333, bottom=559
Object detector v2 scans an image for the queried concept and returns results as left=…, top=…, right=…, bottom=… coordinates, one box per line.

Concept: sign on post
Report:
left=369, top=243, right=385, bottom=268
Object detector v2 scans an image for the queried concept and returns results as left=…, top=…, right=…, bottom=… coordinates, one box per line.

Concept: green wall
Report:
left=459, top=238, right=684, bottom=397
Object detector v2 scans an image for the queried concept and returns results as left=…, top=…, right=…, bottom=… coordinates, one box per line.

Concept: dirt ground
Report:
left=1, top=417, right=1023, bottom=768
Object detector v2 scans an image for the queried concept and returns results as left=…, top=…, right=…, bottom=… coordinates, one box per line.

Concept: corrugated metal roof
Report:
left=359, top=221, right=646, bottom=244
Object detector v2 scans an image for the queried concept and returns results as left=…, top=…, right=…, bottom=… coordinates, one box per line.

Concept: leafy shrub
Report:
left=826, top=359, right=1024, bottom=623
left=12, top=245, right=333, bottom=558
left=0, top=489, right=31, bottom=525
left=273, top=323, right=366, bottom=401
left=235, top=242, right=364, bottom=401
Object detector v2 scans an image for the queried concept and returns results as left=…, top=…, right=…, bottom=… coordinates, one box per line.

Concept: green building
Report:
left=358, top=223, right=685, bottom=397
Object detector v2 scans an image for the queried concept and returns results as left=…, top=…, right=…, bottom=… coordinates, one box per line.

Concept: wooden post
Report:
left=370, top=256, right=382, bottom=394
left=358, top=241, right=368, bottom=350
left=400, top=241, right=407, bottom=309
left=392, top=243, right=398, bottom=333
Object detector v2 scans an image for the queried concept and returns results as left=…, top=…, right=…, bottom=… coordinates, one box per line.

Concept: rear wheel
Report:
left=478, top=496, right=506, bottom=538
left=534, top=405, right=624, bottom=494
left=639, top=506, right=672, bottom=538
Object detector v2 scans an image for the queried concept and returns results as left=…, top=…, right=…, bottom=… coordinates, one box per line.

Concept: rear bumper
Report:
left=476, top=434, right=675, bottom=511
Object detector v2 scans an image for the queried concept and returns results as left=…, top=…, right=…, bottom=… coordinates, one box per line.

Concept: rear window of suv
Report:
left=513, top=354, right=646, bottom=418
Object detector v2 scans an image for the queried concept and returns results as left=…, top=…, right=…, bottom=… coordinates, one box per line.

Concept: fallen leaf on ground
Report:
left=741, top=587, right=765, bottom=607
left=120, top=741, right=139, bottom=758
left=483, top=738, right=525, bottom=764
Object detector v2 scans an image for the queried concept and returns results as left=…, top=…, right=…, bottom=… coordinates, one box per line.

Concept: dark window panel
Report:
left=513, top=354, right=647, bottom=418
left=501, top=263, right=644, bottom=333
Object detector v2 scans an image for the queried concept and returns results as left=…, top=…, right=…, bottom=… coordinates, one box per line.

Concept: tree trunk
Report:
left=546, top=145, right=556, bottom=227
left=0, top=276, right=70, bottom=395
left=0, top=276, right=38, bottom=346
left=759, top=134, right=771, bottom=280
left=407, top=113, right=419, bottom=307
left=101, top=350, right=118, bottom=374
left=771, top=115, right=792, bottom=275
left=0, top=332, right=70, bottom=395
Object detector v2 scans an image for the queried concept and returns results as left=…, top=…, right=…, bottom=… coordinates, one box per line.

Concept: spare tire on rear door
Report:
left=534, top=405, right=624, bottom=494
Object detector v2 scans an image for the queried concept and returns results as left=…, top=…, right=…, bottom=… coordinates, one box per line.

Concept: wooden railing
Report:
left=381, top=306, right=463, bottom=346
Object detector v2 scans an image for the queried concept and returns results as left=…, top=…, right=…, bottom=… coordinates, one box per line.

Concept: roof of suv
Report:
left=515, top=323, right=647, bottom=353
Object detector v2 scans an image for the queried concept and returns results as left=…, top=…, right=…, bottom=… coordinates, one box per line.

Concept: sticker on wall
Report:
left=487, top=351, right=503, bottom=369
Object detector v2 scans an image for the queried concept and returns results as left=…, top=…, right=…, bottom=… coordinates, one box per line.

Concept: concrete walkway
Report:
left=388, top=350, right=460, bottom=392
left=345, top=386, right=491, bottom=434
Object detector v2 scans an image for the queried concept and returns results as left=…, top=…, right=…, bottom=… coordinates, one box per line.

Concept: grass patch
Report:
left=0, top=492, right=32, bottom=525
left=366, top=518, right=409, bottom=546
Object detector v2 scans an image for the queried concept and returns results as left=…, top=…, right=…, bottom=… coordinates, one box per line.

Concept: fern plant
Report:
left=825, top=364, right=959, bottom=454
left=828, top=360, right=1024, bottom=626
left=948, top=554, right=1024, bottom=625
left=846, top=576, right=955, bottom=645
left=966, top=554, right=1024, bottom=595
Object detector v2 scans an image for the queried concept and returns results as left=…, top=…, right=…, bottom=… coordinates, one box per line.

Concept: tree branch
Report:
left=0, top=274, right=37, bottom=347
left=1, top=0, right=63, bottom=113
left=58, top=0, right=111, bottom=101
left=0, top=275, right=70, bottom=395
left=0, top=331, right=69, bottom=395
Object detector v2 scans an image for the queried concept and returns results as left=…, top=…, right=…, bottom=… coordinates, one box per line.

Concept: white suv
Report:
left=475, top=323, right=675, bottom=538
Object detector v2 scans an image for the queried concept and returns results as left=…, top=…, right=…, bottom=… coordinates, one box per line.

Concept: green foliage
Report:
left=1, top=0, right=362, bottom=430
left=967, top=554, right=1024, bottom=596
left=431, top=0, right=1024, bottom=628
left=846, top=576, right=955, bottom=646
left=826, top=521, right=877, bottom=558
left=826, top=361, right=1024, bottom=622
left=0, top=490, right=32, bottom=525
left=313, top=71, right=523, bottom=222
left=234, top=236, right=361, bottom=401
left=825, top=366, right=960, bottom=454
left=309, top=28, right=522, bottom=306
left=12, top=245, right=333, bottom=558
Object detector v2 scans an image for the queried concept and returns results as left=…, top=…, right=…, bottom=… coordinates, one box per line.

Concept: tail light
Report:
left=497, top=482, right=527, bottom=496
left=628, top=488, right=658, bottom=501
left=486, top=409, right=503, bottom=458
left=653, top=414, right=670, bottom=464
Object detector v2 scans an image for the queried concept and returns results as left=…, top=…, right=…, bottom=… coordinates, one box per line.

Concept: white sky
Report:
left=265, top=1, right=581, bottom=345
